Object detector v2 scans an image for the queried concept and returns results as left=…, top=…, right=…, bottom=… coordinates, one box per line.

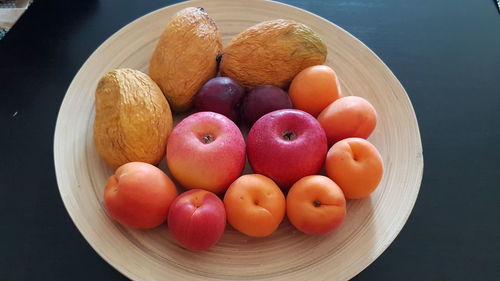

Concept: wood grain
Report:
left=53, top=0, right=423, bottom=280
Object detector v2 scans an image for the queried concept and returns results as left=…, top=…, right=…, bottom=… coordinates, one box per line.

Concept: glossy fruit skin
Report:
left=104, top=162, right=178, bottom=229
left=317, top=96, right=377, bottom=146
left=288, top=65, right=341, bottom=117
left=247, top=109, right=328, bottom=189
left=224, top=174, right=286, bottom=237
left=168, top=189, right=226, bottom=251
left=325, top=138, right=383, bottom=199
left=286, top=175, right=346, bottom=235
left=194, top=77, right=246, bottom=123
left=166, top=111, right=246, bottom=194
left=241, top=85, right=292, bottom=126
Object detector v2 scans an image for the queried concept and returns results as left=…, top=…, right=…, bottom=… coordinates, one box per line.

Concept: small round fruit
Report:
left=247, top=109, right=328, bottom=189
left=317, top=96, right=377, bottom=146
left=193, top=77, right=245, bottom=122
left=288, top=65, right=341, bottom=117
left=286, top=175, right=346, bottom=235
left=224, top=174, right=286, bottom=237
left=168, top=189, right=226, bottom=251
left=325, top=138, right=383, bottom=199
left=104, top=162, right=178, bottom=229
left=241, top=85, right=292, bottom=125
left=166, top=111, right=246, bottom=194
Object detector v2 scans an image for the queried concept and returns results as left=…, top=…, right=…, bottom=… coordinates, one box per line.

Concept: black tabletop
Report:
left=1, top=0, right=499, bottom=280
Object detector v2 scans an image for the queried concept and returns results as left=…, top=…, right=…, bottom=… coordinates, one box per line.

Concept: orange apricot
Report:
left=286, top=175, right=346, bottom=235
left=288, top=65, right=341, bottom=117
left=325, top=138, right=383, bottom=199
left=223, top=174, right=286, bottom=237
left=317, top=96, right=377, bottom=146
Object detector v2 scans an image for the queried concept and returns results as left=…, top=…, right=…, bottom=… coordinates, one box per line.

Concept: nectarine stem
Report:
left=313, top=200, right=321, bottom=207
left=201, top=135, right=215, bottom=144
left=282, top=130, right=296, bottom=141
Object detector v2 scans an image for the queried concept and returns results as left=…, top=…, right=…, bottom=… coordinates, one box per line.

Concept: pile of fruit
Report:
left=93, top=7, right=383, bottom=251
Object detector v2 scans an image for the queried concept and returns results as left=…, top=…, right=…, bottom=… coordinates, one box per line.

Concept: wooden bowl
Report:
left=54, top=0, right=423, bottom=280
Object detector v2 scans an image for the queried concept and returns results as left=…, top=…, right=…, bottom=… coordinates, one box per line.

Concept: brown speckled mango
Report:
left=220, top=19, right=327, bottom=90
left=149, top=7, right=222, bottom=112
left=93, top=68, right=173, bottom=169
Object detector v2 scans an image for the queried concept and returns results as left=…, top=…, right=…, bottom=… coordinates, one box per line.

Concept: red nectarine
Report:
left=104, top=162, right=178, bottom=229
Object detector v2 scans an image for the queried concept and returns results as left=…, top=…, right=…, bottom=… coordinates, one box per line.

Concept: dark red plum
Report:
left=193, top=77, right=245, bottom=123
left=241, top=85, right=293, bottom=126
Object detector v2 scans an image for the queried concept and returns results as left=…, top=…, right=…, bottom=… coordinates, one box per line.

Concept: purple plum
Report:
left=241, top=85, right=293, bottom=125
left=193, top=77, right=245, bottom=123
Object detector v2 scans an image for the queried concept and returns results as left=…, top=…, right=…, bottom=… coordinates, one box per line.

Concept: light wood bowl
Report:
left=54, top=0, right=424, bottom=280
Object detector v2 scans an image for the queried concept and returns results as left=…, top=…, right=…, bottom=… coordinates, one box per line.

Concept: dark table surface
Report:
left=1, top=0, right=499, bottom=280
